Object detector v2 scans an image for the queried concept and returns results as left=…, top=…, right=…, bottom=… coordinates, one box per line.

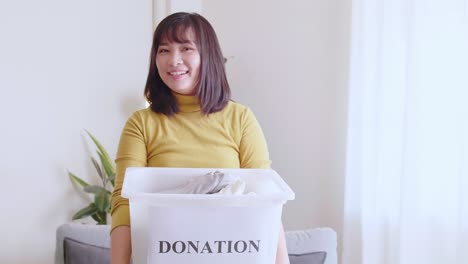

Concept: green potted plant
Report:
left=68, top=130, right=115, bottom=225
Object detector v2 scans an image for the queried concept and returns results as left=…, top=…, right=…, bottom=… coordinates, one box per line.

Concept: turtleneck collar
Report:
left=172, top=92, right=201, bottom=113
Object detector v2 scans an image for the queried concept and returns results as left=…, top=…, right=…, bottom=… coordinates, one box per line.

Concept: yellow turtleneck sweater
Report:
left=110, top=93, right=271, bottom=232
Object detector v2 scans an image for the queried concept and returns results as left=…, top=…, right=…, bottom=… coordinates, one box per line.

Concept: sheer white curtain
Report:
left=342, top=0, right=468, bottom=263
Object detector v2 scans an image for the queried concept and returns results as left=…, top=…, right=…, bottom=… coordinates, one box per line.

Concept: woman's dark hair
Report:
left=144, top=12, right=231, bottom=115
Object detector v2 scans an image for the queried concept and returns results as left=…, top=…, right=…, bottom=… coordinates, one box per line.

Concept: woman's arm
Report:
left=276, top=224, right=290, bottom=264
left=111, top=226, right=132, bottom=264
left=111, top=112, right=148, bottom=264
left=238, top=107, right=271, bottom=169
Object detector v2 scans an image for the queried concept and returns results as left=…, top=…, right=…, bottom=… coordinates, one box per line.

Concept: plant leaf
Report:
left=107, top=173, right=115, bottom=187
left=72, top=203, right=98, bottom=220
left=91, top=211, right=107, bottom=225
left=98, top=151, right=116, bottom=182
left=95, top=190, right=109, bottom=212
left=91, top=213, right=101, bottom=223
left=97, top=211, right=107, bottom=225
left=91, top=157, right=103, bottom=181
left=84, top=185, right=110, bottom=194
left=85, top=130, right=115, bottom=172
left=68, top=172, right=90, bottom=188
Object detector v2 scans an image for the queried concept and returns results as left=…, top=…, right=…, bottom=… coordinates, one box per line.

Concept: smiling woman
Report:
left=110, top=12, right=290, bottom=264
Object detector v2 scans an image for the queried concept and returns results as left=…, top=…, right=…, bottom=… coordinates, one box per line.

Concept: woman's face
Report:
left=156, top=29, right=201, bottom=95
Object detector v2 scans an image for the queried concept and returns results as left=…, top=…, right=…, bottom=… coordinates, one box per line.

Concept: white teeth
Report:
left=169, top=71, right=187, bottom=76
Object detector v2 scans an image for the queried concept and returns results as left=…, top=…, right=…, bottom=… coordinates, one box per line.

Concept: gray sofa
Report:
left=55, top=223, right=337, bottom=264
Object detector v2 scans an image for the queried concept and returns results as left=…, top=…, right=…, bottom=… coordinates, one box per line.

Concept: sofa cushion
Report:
left=63, top=237, right=110, bottom=264
left=289, top=251, right=327, bottom=264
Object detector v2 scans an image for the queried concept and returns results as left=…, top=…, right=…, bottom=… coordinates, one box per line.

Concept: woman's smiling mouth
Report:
left=169, top=71, right=188, bottom=76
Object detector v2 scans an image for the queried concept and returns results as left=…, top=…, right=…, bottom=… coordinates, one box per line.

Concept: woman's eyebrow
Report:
left=159, top=40, right=195, bottom=46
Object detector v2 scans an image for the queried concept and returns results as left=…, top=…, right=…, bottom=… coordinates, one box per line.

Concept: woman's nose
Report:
left=169, top=52, right=183, bottom=66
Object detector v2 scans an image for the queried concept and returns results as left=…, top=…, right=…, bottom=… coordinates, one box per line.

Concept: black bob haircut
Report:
left=144, top=12, right=231, bottom=115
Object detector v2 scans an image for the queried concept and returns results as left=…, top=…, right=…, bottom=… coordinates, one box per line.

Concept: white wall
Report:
left=0, top=1, right=152, bottom=263
left=201, top=0, right=351, bottom=253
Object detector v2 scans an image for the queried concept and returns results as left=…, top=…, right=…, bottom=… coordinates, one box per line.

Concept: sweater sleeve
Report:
left=239, top=107, right=272, bottom=169
left=110, top=111, right=148, bottom=233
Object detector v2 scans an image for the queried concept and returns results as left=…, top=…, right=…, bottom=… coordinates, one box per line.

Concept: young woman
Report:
left=110, top=12, right=289, bottom=264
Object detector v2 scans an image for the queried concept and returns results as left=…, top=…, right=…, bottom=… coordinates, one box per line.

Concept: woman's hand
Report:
left=276, top=224, right=290, bottom=264
left=111, top=226, right=132, bottom=264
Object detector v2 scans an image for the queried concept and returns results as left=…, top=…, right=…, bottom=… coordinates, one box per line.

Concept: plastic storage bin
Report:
left=121, top=167, right=295, bottom=264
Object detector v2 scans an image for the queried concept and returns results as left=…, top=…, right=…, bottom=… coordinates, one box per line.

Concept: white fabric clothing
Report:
left=160, top=171, right=246, bottom=195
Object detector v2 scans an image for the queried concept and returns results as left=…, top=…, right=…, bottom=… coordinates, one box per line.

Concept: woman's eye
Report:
left=158, top=49, right=169, bottom=53
left=183, top=47, right=193, bottom=52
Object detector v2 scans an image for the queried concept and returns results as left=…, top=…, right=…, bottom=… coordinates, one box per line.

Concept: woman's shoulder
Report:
left=223, top=100, right=250, bottom=113
left=217, top=101, right=258, bottom=122
left=125, top=107, right=170, bottom=128
left=227, top=100, right=259, bottom=116
left=126, top=107, right=153, bottom=121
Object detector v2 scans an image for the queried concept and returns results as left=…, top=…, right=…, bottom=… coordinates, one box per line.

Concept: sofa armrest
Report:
left=285, top=227, right=337, bottom=264
left=55, top=223, right=110, bottom=264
